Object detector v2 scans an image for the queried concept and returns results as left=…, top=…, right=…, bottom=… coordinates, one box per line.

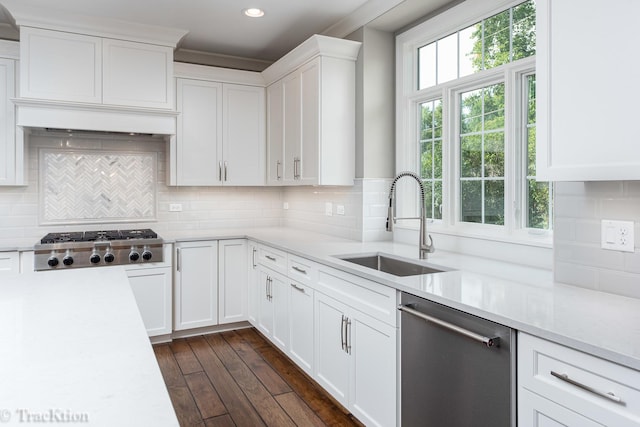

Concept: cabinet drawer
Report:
left=316, top=266, right=396, bottom=326
left=258, top=245, right=287, bottom=274
left=519, top=333, right=640, bottom=426
left=288, top=254, right=317, bottom=285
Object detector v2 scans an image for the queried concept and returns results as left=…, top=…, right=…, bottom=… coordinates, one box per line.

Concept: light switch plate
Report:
left=325, top=202, right=333, bottom=216
left=601, top=220, right=635, bottom=252
left=336, top=205, right=345, bottom=215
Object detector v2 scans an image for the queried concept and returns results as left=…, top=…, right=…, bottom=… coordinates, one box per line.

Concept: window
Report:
left=398, top=0, right=551, bottom=246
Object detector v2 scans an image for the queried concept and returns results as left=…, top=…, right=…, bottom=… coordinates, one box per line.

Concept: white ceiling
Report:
left=0, top=0, right=458, bottom=63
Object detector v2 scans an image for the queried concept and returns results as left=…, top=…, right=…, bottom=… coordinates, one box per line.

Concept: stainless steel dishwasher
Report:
left=399, top=292, right=516, bottom=427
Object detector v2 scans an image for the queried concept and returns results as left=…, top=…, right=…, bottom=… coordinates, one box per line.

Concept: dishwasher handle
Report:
left=398, top=304, right=500, bottom=348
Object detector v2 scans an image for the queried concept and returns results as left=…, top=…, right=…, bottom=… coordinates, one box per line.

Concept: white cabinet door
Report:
left=176, top=78, right=223, bottom=186
left=247, top=242, right=259, bottom=327
left=0, top=57, right=19, bottom=186
left=266, top=80, right=284, bottom=185
left=0, top=251, right=19, bottom=275
left=271, top=271, right=289, bottom=352
left=299, top=59, right=320, bottom=185
left=127, top=266, right=172, bottom=337
left=102, top=39, right=173, bottom=109
left=519, top=388, right=604, bottom=427
left=314, top=292, right=350, bottom=406
left=20, top=27, right=102, bottom=104
left=257, top=267, right=273, bottom=336
left=222, top=84, right=265, bottom=186
left=537, top=0, right=640, bottom=181
left=282, top=70, right=301, bottom=184
left=218, top=239, right=248, bottom=324
left=349, top=309, right=396, bottom=427
left=174, top=241, right=219, bottom=330
left=289, top=280, right=314, bottom=376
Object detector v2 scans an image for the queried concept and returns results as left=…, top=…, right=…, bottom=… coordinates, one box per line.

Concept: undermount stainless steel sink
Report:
left=335, top=253, right=449, bottom=277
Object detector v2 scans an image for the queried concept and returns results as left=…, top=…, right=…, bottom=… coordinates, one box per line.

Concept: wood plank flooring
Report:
left=153, top=328, right=365, bottom=427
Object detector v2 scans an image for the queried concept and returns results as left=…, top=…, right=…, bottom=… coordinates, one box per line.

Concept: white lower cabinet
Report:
left=315, top=291, right=396, bottom=427
left=257, top=266, right=289, bottom=352
left=175, top=239, right=248, bottom=331
left=518, top=332, right=640, bottom=427
left=218, top=239, right=248, bottom=325
left=288, top=279, right=314, bottom=376
left=247, top=242, right=259, bottom=326
left=174, top=241, right=219, bottom=330
left=0, top=251, right=19, bottom=275
left=249, top=243, right=397, bottom=426
left=126, top=266, right=172, bottom=337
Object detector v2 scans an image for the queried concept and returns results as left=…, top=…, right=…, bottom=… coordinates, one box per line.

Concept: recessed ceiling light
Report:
left=243, top=8, right=265, bottom=18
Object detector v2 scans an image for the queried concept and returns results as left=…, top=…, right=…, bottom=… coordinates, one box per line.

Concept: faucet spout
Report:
left=386, top=171, right=435, bottom=259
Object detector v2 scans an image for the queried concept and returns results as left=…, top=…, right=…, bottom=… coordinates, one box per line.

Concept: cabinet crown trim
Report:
left=2, top=1, right=188, bottom=48
left=262, top=34, right=361, bottom=85
left=174, top=62, right=264, bottom=86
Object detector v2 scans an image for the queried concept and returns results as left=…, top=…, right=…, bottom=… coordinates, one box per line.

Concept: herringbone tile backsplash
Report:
left=40, top=150, right=156, bottom=224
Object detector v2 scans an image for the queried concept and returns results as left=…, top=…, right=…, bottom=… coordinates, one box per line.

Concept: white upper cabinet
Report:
left=171, top=63, right=265, bottom=186
left=19, top=26, right=176, bottom=110
left=263, top=35, right=361, bottom=186
left=20, top=28, right=102, bottom=104
left=0, top=43, right=24, bottom=186
left=102, top=38, right=173, bottom=109
left=536, top=0, right=640, bottom=181
left=175, top=78, right=223, bottom=186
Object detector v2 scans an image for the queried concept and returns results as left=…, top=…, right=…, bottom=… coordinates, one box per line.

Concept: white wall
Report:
left=554, top=181, right=640, bottom=299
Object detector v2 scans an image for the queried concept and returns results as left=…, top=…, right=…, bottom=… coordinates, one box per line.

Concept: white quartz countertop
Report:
left=0, top=268, right=178, bottom=427
left=165, top=227, right=640, bottom=371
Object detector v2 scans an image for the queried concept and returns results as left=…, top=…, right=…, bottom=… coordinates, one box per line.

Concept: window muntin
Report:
left=524, top=74, right=552, bottom=229
left=459, top=83, right=505, bottom=225
left=419, top=99, right=443, bottom=220
left=418, top=0, right=536, bottom=90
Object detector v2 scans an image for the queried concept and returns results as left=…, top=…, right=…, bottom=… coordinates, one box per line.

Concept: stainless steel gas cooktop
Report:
left=34, top=229, right=163, bottom=271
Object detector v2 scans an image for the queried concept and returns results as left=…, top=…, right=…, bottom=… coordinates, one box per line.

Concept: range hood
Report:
left=13, top=98, right=178, bottom=137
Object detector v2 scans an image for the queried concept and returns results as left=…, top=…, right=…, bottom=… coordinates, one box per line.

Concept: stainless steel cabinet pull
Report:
left=176, top=248, right=181, bottom=272
left=345, top=317, right=352, bottom=354
left=398, top=304, right=500, bottom=348
left=224, top=161, right=228, bottom=181
left=290, top=283, right=305, bottom=292
left=276, top=160, right=282, bottom=180
left=269, top=277, right=273, bottom=301
left=292, top=266, right=307, bottom=274
left=265, top=255, right=276, bottom=262
left=550, top=371, right=623, bottom=404
left=340, top=315, right=346, bottom=351
left=252, top=248, right=257, bottom=268
left=265, top=276, right=271, bottom=300
left=218, top=161, right=223, bottom=181
left=293, top=157, right=300, bottom=179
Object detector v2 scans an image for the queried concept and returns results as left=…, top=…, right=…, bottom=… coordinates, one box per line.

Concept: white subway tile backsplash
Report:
left=554, top=181, right=640, bottom=298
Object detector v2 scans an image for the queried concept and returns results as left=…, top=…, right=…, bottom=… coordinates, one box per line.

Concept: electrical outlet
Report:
left=601, top=220, right=635, bottom=252
left=283, top=202, right=289, bottom=210
left=169, top=203, right=183, bottom=212
left=336, top=205, right=345, bottom=215
left=325, top=202, right=333, bottom=216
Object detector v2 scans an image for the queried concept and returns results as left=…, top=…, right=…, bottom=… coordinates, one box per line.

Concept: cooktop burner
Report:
left=40, top=229, right=158, bottom=244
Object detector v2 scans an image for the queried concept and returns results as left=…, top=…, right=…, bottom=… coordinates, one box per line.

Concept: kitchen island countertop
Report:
left=0, top=268, right=178, bottom=427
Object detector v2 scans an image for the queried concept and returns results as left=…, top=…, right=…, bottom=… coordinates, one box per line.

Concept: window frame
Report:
left=395, top=0, right=551, bottom=249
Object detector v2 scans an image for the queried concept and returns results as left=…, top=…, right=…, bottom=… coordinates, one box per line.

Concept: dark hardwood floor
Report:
left=154, top=328, right=365, bottom=427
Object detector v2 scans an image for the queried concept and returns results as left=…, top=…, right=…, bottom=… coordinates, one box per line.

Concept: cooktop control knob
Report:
left=104, top=252, right=115, bottom=263
left=62, top=253, right=74, bottom=266
left=142, top=249, right=153, bottom=261
left=129, top=250, right=140, bottom=262
left=90, top=252, right=101, bottom=264
left=47, top=256, right=59, bottom=267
